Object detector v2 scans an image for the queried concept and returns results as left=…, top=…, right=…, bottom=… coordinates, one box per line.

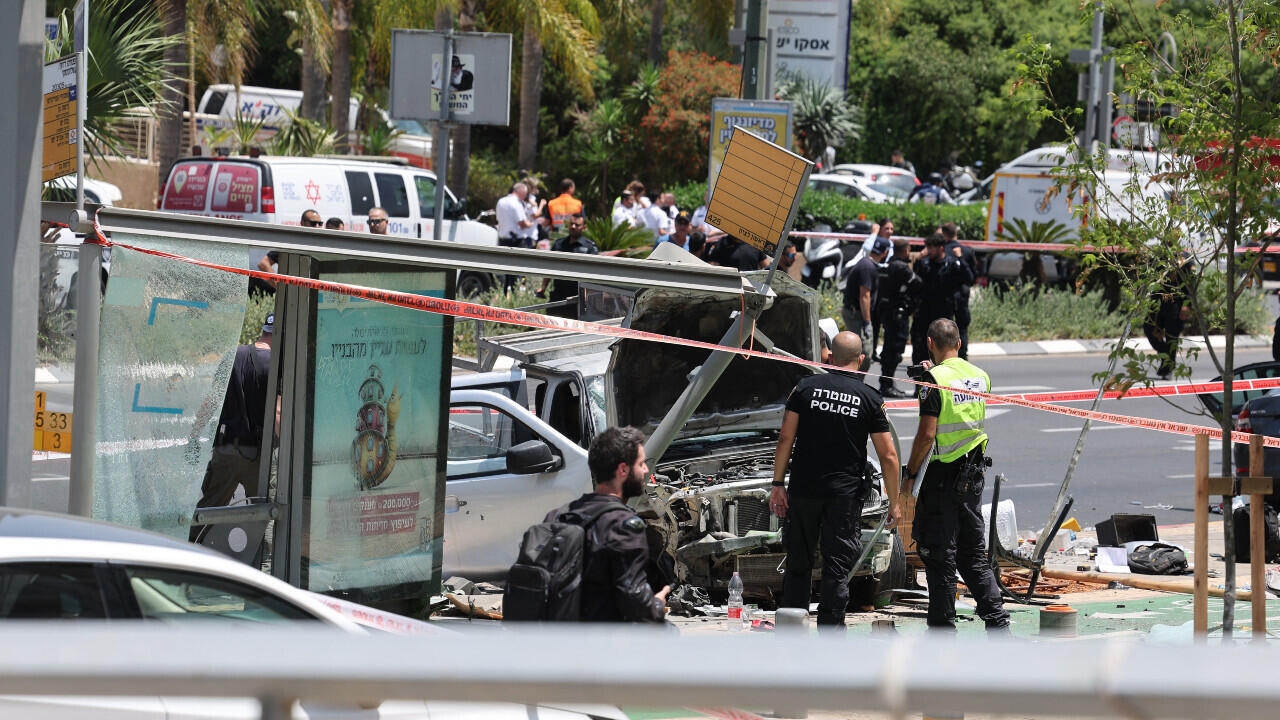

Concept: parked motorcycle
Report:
left=799, top=218, right=876, bottom=289
left=943, top=161, right=983, bottom=197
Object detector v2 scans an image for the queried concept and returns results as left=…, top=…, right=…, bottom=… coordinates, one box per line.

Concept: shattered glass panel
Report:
left=93, top=233, right=250, bottom=537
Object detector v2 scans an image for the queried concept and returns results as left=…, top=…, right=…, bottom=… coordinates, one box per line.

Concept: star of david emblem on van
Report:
left=305, top=179, right=321, bottom=204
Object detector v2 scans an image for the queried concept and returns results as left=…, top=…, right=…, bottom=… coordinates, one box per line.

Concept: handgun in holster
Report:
left=955, top=454, right=993, bottom=496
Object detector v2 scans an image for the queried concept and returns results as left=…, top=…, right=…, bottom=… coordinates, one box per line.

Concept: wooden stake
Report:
left=1041, top=568, right=1257, bottom=600
left=1249, top=434, right=1267, bottom=641
left=1194, top=434, right=1209, bottom=638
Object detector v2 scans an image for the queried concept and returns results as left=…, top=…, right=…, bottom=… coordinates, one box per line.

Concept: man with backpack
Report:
left=908, top=172, right=956, bottom=206
left=504, top=426, right=670, bottom=622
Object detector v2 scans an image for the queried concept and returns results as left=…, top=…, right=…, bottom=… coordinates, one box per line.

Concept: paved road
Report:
left=29, top=343, right=1276, bottom=532
left=884, top=346, right=1275, bottom=533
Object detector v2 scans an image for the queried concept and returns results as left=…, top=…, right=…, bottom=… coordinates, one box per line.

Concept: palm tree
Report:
left=154, top=0, right=329, bottom=186
left=648, top=0, right=665, bottom=65
left=485, top=0, right=600, bottom=171
left=777, top=76, right=861, bottom=163
left=329, top=0, right=353, bottom=152
left=45, top=0, right=178, bottom=171
left=156, top=0, right=187, bottom=187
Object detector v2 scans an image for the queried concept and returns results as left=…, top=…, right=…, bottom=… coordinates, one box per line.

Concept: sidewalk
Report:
left=967, top=333, right=1269, bottom=357
left=669, top=520, right=1280, bottom=641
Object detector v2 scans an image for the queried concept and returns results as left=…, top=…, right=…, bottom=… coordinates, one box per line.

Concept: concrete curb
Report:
left=967, top=334, right=1270, bottom=357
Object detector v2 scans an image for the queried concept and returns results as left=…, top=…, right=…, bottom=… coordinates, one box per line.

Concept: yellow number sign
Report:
left=33, top=390, right=73, bottom=452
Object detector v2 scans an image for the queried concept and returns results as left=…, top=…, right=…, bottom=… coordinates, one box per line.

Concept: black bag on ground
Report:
left=1232, top=503, right=1280, bottom=563
left=1128, top=542, right=1188, bottom=575
left=502, top=504, right=628, bottom=621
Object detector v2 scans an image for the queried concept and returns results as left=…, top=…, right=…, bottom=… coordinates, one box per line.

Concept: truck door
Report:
left=444, top=389, right=589, bottom=580
left=373, top=172, right=413, bottom=237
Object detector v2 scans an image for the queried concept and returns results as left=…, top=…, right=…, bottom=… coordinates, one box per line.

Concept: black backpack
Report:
left=1128, top=542, right=1189, bottom=575
left=502, top=503, right=630, bottom=622
left=1232, top=503, right=1280, bottom=563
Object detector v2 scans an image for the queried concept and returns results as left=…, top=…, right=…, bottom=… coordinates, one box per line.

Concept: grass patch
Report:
left=970, top=285, right=1126, bottom=342
left=452, top=284, right=545, bottom=358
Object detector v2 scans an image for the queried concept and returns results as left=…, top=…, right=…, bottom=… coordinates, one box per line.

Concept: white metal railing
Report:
left=1, top=623, right=1278, bottom=719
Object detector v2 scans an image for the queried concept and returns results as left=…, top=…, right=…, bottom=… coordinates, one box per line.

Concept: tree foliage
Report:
left=45, top=0, right=178, bottom=170
left=1016, top=0, right=1280, bottom=628
left=634, top=50, right=739, bottom=191
left=776, top=76, right=861, bottom=163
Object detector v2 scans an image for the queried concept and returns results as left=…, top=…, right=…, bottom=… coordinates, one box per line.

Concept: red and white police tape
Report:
left=89, top=226, right=1280, bottom=450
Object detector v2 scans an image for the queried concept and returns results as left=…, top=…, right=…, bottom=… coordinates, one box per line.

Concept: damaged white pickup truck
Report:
left=446, top=270, right=906, bottom=607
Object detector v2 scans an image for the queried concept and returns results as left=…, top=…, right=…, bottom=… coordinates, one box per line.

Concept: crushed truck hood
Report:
left=608, top=270, right=820, bottom=438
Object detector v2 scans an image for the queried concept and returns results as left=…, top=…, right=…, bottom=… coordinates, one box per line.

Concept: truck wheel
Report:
left=457, top=272, right=492, bottom=298
left=875, top=532, right=908, bottom=598
left=847, top=533, right=907, bottom=609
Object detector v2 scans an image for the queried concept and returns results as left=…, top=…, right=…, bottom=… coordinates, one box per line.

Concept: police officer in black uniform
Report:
left=186, top=314, right=277, bottom=542
left=939, top=222, right=978, bottom=358
left=911, top=232, right=974, bottom=365
left=536, top=212, right=599, bottom=318
left=551, top=426, right=670, bottom=622
left=877, top=238, right=921, bottom=398
left=769, top=331, right=901, bottom=627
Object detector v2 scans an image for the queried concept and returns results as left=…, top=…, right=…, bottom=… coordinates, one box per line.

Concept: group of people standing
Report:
left=842, top=219, right=977, bottom=398
left=493, top=178, right=779, bottom=311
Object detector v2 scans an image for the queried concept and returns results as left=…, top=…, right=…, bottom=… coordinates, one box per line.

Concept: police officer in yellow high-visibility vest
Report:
left=898, top=318, right=1010, bottom=633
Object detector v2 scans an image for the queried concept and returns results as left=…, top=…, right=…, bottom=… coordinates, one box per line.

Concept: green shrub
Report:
left=970, top=285, right=1126, bottom=342
left=466, top=154, right=523, bottom=219
left=1190, top=270, right=1271, bottom=336
left=586, top=217, right=654, bottom=252
left=241, top=291, right=277, bottom=344
left=670, top=180, right=987, bottom=238
left=453, top=284, right=544, bottom=358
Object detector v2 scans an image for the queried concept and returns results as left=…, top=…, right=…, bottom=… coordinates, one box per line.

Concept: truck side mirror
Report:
left=506, top=439, right=562, bottom=474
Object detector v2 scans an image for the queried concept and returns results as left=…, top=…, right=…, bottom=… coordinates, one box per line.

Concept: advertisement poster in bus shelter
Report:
left=305, top=267, right=450, bottom=597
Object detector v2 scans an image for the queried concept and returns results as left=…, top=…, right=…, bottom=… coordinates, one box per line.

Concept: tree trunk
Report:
left=449, top=0, right=477, bottom=200
left=517, top=16, right=543, bottom=171
left=155, top=0, right=188, bottom=190
left=300, top=45, right=325, bottom=122
left=330, top=0, right=352, bottom=153
left=648, top=0, right=666, bottom=66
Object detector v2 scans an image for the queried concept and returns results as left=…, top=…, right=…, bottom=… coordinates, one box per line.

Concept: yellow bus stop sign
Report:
left=704, top=126, right=812, bottom=259
left=33, top=390, right=73, bottom=453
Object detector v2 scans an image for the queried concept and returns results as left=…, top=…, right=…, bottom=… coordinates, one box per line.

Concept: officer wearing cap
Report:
left=898, top=318, right=1009, bottom=633
left=911, top=232, right=973, bottom=365
left=770, top=331, right=900, bottom=627
left=546, top=426, right=671, bottom=622
left=186, top=313, right=278, bottom=542
left=842, top=232, right=892, bottom=362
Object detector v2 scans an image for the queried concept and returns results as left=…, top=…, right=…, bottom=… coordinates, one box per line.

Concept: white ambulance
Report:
left=195, top=85, right=434, bottom=168
left=158, top=155, right=500, bottom=294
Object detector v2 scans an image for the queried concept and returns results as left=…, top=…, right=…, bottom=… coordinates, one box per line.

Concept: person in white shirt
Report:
left=496, top=182, right=537, bottom=248
left=495, top=182, right=538, bottom=293
left=641, top=192, right=675, bottom=244
left=611, top=189, right=641, bottom=228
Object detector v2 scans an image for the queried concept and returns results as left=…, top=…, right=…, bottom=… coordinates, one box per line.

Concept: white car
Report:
left=0, top=506, right=625, bottom=720
left=807, top=173, right=901, bottom=203
left=827, top=163, right=919, bottom=197
left=42, top=177, right=120, bottom=312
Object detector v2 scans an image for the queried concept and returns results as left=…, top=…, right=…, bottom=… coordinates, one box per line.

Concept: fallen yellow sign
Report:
left=704, top=126, right=811, bottom=257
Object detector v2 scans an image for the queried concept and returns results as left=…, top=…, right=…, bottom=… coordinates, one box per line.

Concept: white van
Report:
left=198, top=84, right=360, bottom=132
left=195, top=84, right=435, bottom=168
left=158, top=155, right=500, bottom=294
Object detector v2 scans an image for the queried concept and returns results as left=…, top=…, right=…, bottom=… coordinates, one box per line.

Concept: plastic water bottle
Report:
left=726, top=571, right=744, bottom=632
